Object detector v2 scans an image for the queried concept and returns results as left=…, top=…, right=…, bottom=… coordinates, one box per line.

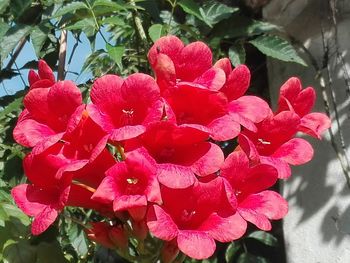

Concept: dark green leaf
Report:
left=9, top=0, right=32, bottom=19
left=148, top=24, right=165, bottom=42
left=229, top=42, right=246, bottom=66
left=237, top=253, right=269, bottom=263
left=211, top=15, right=279, bottom=39
left=3, top=240, right=37, bottom=263
left=0, top=24, right=32, bottom=61
left=247, top=231, right=278, bottom=247
left=199, top=1, right=238, bottom=27
left=178, top=0, right=203, bottom=21
left=52, top=2, right=88, bottom=18
left=249, top=34, right=307, bottom=66
left=36, top=241, right=68, bottom=263
left=30, top=24, right=51, bottom=58
left=106, top=43, right=124, bottom=69
left=225, top=242, right=240, bottom=262
left=81, top=50, right=104, bottom=74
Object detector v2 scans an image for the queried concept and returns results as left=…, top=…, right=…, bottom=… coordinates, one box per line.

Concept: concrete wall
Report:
left=263, top=0, right=350, bottom=262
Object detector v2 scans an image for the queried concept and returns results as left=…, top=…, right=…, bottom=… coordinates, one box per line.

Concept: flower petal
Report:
left=147, top=205, right=178, bottom=241
left=177, top=230, right=216, bottom=260
left=271, top=138, right=314, bottom=165
left=31, top=206, right=58, bottom=235
left=157, top=163, right=197, bottom=189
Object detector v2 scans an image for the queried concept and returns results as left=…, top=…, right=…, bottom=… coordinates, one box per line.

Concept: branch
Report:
left=57, top=29, right=67, bottom=81
left=4, top=37, right=26, bottom=71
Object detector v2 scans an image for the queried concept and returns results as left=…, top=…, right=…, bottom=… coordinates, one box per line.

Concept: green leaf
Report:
left=92, top=0, right=126, bottom=11
left=237, top=253, right=269, bottom=263
left=52, top=2, right=88, bottom=18
left=225, top=242, right=240, bottom=263
left=0, top=22, right=10, bottom=41
left=81, top=50, right=104, bottom=74
left=0, top=0, right=10, bottom=14
left=106, top=43, right=124, bottom=69
left=249, top=34, right=307, bottom=66
left=0, top=97, right=23, bottom=120
left=65, top=18, right=96, bottom=37
left=148, top=24, right=165, bottom=42
left=36, top=241, right=68, bottom=263
left=3, top=240, right=37, bottom=263
left=247, top=231, right=278, bottom=247
left=178, top=0, right=203, bottom=21
left=212, top=15, right=279, bottom=39
left=102, top=16, right=125, bottom=26
left=0, top=24, right=32, bottom=61
left=30, top=24, right=51, bottom=58
left=199, top=1, right=238, bottom=27
left=67, top=224, right=89, bottom=257
left=9, top=0, right=32, bottom=19
left=229, top=43, right=246, bottom=66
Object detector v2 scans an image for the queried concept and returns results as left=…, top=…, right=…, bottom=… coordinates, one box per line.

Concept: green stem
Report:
left=85, top=0, right=108, bottom=43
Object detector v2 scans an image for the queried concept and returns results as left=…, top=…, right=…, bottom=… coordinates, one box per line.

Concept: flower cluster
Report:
left=12, top=36, right=330, bottom=260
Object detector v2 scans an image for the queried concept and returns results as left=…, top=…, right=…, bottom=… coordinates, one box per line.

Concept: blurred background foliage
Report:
left=0, top=0, right=307, bottom=262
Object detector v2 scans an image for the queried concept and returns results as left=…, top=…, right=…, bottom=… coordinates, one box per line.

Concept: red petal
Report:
left=113, top=195, right=147, bottom=211
left=28, top=69, right=40, bottom=86
left=272, top=138, right=314, bottom=165
left=260, top=156, right=291, bottom=179
left=222, top=65, right=251, bottom=101
left=158, top=163, right=197, bottom=189
left=191, top=142, right=224, bottom=176
left=199, top=212, right=247, bottom=242
left=214, top=58, right=232, bottom=77
left=31, top=206, right=58, bottom=235
left=194, top=68, right=226, bottom=91
left=177, top=230, right=216, bottom=259
left=228, top=96, right=270, bottom=123
left=11, top=184, right=47, bottom=217
left=238, top=134, right=260, bottom=163
left=148, top=35, right=184, bottom=67
left=221, top=150, right=249, bottom=183
left=90, top=74, right=124, bottom=113
left=208, top=114, right=241, bottom=141
left=299, top=112, right=331, bottom=139
left=238, top=190, right=288, bottom=230
left=292, top=87, right=316, bottom=116
left=147, top=205, right=178, bottom=241
left=47, top=80, right=82, bottom=122
left=13, top=119, right=55, bottom=147
left=110, top=125, right=146, bottom=141
left=38, top=60, right=55, bottom=83
left=177, top=41, right=212, bottom=81
left=122, top=73, right=160, bottom=105
left=279, top=77, right=302, bottom=102
left=23, top=88, right=50, bottom=122
left=91, top=176, right=118, bottom=204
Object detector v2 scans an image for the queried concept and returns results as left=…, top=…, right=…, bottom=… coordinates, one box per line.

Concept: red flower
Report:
left=148, top=37, right=270, bottom=141
left=277, top=77, right=331, bottom=138
left=221, top=150, right=288, bottom=230
left=92, top=148, right=161, bottom=220
left=239, top=111, right=314, bottom=179
left=147, top=177, right=246, bottom=259
left=148, top=36, right=221, bottom=92
left=85, top=222, right=128, bottom=251
left=28, top=60, right=56, bottom=89
left=87, top=73, right=163, bottom=141
left=125, top=121, right=224, bottom=189
left=13, top=79, right=82, bottom=151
